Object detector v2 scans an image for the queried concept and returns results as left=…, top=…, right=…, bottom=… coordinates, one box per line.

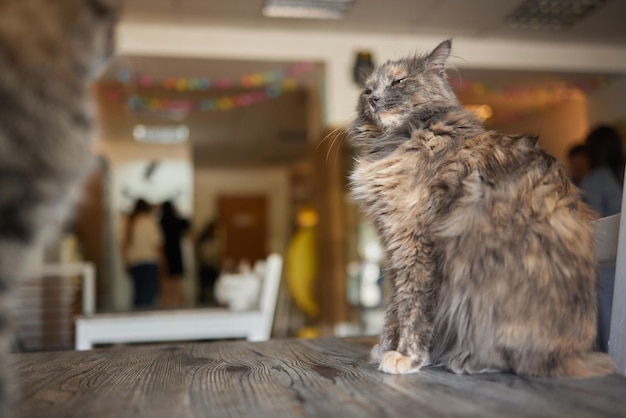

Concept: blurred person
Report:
left=567, top=143, right=590, bottom=186
left=122, top=199, right=162, bottom=308
left=196, top=220, right=220, bottom=305
left=159, top=200, right=190, bottom=307
left=579, top=124, right=625, bottom=352
left=580, top=125, right=624, bottom=217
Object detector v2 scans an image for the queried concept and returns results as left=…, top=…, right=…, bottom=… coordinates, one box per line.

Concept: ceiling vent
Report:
left=262, top=0, right=354, bottom=20
left=506, top=0, right=611, bottom=30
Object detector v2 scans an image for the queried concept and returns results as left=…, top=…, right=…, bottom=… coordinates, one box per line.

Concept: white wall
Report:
left=117, top=22, right=626, bottom=128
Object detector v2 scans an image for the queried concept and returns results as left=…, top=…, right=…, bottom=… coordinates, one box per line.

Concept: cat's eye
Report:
left=391, top=77, right=406, bottom=87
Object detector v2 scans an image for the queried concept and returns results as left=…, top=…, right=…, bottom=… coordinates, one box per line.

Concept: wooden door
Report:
left=217, top=195, right=268, bottom=267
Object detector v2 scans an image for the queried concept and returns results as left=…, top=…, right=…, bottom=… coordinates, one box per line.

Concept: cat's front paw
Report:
left=379, top=350, right=427, bottom=374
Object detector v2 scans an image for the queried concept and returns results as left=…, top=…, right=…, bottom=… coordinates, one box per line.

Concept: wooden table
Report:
left=11, top=337, right=626, bottom=417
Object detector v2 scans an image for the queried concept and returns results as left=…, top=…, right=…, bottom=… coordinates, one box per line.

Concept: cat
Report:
left=349, top=39, right=618, bottom=377
left=0, top=0, right=121, bottom=415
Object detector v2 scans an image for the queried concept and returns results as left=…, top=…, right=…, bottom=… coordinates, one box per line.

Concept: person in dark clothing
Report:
left=566, top=143, right=590, bottom=187
left=196, top=220, right=220, bottom=305
left=159, top=200, right=190, bottom=307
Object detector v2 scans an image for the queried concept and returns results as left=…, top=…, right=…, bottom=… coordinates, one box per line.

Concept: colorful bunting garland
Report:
left=104, top=61, right=619, bottom=118
left=125, top=79, right=299, bottom=113
left=103, top=62, right=315, bottom=113
left=448, top=75, right=617, bottom=98
left=111, top=62, right=315, bottom=92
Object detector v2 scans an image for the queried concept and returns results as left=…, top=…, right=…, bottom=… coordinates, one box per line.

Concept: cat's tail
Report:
left=548, top=351, right=618, bottom=378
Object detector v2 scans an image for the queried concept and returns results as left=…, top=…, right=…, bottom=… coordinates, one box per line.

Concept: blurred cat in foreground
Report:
left=0, top=1, right=122, bottom=415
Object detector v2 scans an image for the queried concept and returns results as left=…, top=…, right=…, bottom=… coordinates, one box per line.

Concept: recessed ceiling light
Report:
left=133, top=124, right=189, bottom=144
left=506, top=0, right=611, bottom=30
left=262, top=0, right=354, bottom=20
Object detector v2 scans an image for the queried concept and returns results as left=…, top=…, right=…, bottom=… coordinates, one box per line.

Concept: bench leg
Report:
left=247, top=328, right=269, bottom=342
left=75, top=322, right=94, bottom=350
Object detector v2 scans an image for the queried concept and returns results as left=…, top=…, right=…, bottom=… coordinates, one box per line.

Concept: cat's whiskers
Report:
left=325, top=126, right=347, bottom=166
left=311, top=123, right=347, bottom=167
left=316, top=125, right=343, bottom=151
left=314, top=112, right=360, bottom=169
left=330, top=132, right=349, bottom=169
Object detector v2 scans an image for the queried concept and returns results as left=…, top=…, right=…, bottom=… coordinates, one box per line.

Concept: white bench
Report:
left=75, top=254, right=282, bottom=350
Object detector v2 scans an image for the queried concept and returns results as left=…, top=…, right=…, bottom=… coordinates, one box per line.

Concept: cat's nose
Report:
left=369, top=95, right=381, bottom=109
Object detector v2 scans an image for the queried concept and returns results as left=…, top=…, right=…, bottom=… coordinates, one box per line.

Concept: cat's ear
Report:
left=426, top=40, right=452, bottom=77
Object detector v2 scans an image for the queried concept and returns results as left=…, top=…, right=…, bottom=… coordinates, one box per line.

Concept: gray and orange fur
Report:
left=350, top=40, right=617, bottom=377
left=0, top=1, right=121, bottom=415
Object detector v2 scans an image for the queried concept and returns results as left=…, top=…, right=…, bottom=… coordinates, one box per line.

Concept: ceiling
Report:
left=122, top=0, right=626, bottom=46
left=98, top=0, right=626, bottom=167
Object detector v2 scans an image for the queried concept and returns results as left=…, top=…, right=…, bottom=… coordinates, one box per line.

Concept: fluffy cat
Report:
left=0, top=0, right=121, bottom=415
left=350, top=40, right=617, bottom=377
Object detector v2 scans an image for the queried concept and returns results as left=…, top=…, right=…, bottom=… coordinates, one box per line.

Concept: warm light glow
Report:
left=465, top=104, right=493, bottom=121
left=297, top=209, right=318, bottom=227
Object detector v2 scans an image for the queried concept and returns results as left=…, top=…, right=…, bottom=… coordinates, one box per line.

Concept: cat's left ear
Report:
left=427, top=40, right=452, bottom=77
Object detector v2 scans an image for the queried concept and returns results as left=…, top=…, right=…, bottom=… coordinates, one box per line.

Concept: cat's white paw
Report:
left=379, top=350, right=425, bottom=374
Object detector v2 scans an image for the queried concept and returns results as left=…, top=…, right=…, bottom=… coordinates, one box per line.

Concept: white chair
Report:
left=595, top=181, right=626, bottom=372
left=74, top=254, right=282, bottom=350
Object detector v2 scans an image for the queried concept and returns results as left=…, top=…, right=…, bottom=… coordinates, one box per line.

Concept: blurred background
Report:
left=16, top=0, right=626, bottom=350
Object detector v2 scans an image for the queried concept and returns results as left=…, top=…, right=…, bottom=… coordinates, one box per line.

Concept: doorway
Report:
left=218, top=194, right=268, bottom=267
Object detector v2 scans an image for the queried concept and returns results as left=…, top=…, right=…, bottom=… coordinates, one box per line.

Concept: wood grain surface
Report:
left=11, top=337, right=626, bottom=418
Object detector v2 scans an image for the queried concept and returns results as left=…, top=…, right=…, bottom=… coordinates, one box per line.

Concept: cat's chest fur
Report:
left=353, top=149, right=426, bottom=212
left=350, top=135, right=450, bottom=249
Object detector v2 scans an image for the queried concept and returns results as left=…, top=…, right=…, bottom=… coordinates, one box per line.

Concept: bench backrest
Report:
left=257, top=254, right=283, bottom=339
